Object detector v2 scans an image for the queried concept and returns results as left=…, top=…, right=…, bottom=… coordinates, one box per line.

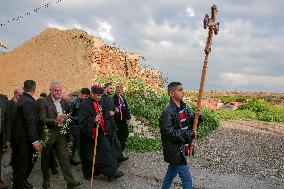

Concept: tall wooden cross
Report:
left=190, top=5, right=219, bottom=157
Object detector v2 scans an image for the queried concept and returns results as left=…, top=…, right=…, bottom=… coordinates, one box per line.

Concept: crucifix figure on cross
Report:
left=0, top=41, right=7, bottom=49
left=203, top=5, right=219, bottom=55
left=190, top=4, right=219, bottom=157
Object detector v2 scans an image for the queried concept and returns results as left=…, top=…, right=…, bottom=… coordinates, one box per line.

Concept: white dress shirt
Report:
left=52, top=96, right=63, bottom=115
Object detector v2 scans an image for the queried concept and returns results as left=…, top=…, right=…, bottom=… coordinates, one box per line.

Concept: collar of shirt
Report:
left=51, top=96, right=61, bottom=103
left=51, top=96, right=63, bottom=114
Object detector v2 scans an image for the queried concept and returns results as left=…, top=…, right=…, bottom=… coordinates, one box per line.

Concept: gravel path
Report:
left=196, top=120, right=284, bottom=182
left=1, top=120, right=283, bottom=189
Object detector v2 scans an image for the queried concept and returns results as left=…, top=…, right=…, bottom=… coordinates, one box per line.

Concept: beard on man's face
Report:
left=107, top=90, right=113, bottom=95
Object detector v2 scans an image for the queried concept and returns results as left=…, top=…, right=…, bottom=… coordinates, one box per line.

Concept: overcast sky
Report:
left=0, top=0, right=283, bottom=92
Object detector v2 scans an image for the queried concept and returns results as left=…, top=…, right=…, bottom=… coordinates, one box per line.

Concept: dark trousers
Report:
left=49, top=146, right=58, bottom=170
left=11, top=141, right=35, bottom=189
left=12, top=145, right=58, bottom=172
left=2, top=130, right=8, bottom=149
left=0, top=132, right=3, bottom=181
left=70, top=125, right=80, bottom=160
left=71, top=135, right=80, bottom=159
left=80, top=153, right=93, bottom=180
left=116, top=120, right=129, bottom=151
left=41, top=134, right=74, bottom=184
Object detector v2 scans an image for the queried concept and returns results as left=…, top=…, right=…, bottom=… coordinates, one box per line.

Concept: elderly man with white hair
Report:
left=38, top=82, right=82, bottom=189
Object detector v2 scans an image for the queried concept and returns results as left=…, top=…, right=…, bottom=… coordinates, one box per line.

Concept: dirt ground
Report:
left=2, top=120, right=284, bottom=189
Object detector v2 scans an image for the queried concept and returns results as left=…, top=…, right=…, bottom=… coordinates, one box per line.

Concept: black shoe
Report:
left=0, top=180, right=8, bottom=189
left=70, top=159, right=81, bottom=166
left=119, top=156, right=129, bottom=162
left=24, top=180, right=33, bottom=189
left=67, top=181, right=82, bottom=189
left=50, top=166, right=59, bottom=175
left=108, top=171, right=124, bottom=182
left=42, top=181, right=50, bottom=189
left=93, top=171, right=102, bottom=177
left=3, top=145, right=8, bottom=153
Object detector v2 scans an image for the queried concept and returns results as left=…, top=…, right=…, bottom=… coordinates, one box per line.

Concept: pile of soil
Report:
left=0, top=28, right=163, bottom=98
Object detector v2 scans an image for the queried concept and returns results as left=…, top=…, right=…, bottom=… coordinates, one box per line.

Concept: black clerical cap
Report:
left=91, top=85, right=104, bottom=94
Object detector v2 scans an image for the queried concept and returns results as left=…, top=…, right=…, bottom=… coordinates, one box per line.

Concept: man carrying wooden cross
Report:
left=159, top=82, right=202, bottom=189
left=159, top=4, right=219, bottom=189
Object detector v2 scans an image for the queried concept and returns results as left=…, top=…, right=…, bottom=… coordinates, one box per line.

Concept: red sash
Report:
left=92, top=102, right=105, bottom=139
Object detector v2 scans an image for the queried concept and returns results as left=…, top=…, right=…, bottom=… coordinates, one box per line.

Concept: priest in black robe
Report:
left=113, top=86, right=131, bottom=152
left=78, top=85, right=124, bottom=181
left=100, top=83, right=128, bottom=162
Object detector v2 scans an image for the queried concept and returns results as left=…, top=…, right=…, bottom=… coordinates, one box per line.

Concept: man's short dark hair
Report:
left=23, top=80, right=36, bottom=92
left=80, top=88, right=90, bottom=95
left=104, top=83, right=112, bottom=88
left=167, top=82, right=182, bottom=94
left=40, top=92, right=47, bottom=98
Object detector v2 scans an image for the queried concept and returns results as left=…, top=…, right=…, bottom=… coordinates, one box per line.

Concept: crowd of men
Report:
left=0, top=80, right=131, bottom=189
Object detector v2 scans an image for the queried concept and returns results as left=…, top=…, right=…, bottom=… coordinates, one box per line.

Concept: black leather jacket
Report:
left=159, top=99, right=198, bottom=165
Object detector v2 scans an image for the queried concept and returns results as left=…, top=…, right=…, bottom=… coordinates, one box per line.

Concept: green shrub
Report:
left=239, top=98, right=284, bottom=122
left=215, top=109, right=257, bottom=121
left=126, top=90, right=169, bottom=128
left=257, top=106, right=284, bottom=122
left=239, top=98, right=270, bottom=112
left=197, top=108, right=221, bottom=138
left=125, top=135, right=162, bottom=152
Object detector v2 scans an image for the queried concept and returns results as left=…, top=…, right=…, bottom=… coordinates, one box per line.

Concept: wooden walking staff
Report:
left=90, top=124, right=99, bottom=189
left=190, top=5, right=219, bottom=157
left=90, top=105, right=102, bottom=189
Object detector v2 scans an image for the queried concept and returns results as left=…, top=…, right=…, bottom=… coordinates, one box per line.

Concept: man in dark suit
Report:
left=0, top=94, right=8, bottom=189
left=100, top=83, right=127, bottom=163
left=38, top=82, right=81, bottom=189
left=36, top=92, right=59, bottom=175
left=113, top=86, right=131, bottom=152
left=5, top=88, right=23, bottom=147
left=11, top=80, right=41, bottom=189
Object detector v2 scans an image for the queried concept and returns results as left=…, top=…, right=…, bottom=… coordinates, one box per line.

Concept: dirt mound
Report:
left=0, top=28, right=164, bottom=97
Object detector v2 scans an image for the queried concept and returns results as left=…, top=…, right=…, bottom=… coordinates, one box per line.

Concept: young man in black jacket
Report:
left=159, top=82, right=202, bottom=189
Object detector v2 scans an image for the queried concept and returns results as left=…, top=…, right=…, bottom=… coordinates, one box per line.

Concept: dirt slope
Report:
left=0, top=28, right=163, bottom=97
